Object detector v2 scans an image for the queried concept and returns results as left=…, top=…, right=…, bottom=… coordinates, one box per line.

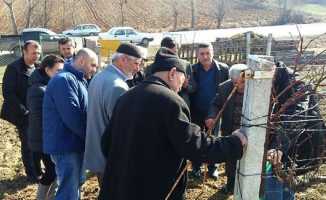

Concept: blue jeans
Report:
left=51, top=152, right=85, bottom=200
left=263, top=172, right=295, bottom=200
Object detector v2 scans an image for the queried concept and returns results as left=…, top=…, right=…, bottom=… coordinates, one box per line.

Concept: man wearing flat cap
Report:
left=84, top=43, right=142, bottom=186
left=99, top=48, right=248, bottom=200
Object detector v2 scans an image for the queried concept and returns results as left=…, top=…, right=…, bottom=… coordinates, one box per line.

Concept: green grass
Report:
left=294, top=3, right=326, bottom=16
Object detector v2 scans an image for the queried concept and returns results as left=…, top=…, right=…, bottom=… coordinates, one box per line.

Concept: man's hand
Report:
left=267, top=149, right=283, bottom=166
left=205, top=118, right=215, bottom=130
left=232, top=129, right=248, bottom=149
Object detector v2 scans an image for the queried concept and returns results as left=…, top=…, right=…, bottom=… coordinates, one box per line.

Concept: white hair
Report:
left=111, top=52, right=141, bottom=63
left=229, top=64, right=248, bottom=79
left=111, top=52, right=125, bottom=62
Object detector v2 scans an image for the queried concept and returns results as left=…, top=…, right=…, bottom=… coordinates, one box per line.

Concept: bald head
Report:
left=74, top=48, right=98, bottom=78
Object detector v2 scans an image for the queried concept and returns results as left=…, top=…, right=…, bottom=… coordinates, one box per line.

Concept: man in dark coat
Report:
left=189, top=42, right=229, bottom=178
left=99, top=48, right=247, bottom=200
left=1, top=40, right=41, bottom=181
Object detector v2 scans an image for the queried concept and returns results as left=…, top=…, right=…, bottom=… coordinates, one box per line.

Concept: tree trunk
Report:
left=172, top=0, right=178, bottom=31
left=25, top=0, right=35, bottom=28
left=3, top=0, right=18, bottom=34
left=61, top=0, right=65, bottom=30
left=119, top=0, right=127, bottom=26
left=43, top=0, right=48, bottom=28
left=191, top=0, right=196, bottom=30
left=216, top=0, right=226, bottom=29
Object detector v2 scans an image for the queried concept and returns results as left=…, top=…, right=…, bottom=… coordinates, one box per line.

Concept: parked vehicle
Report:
left=62, top=24, right=101, bottom=36
left=99, top=27, right=154, bottom=47
left=0, top=28, right=83, bottom=58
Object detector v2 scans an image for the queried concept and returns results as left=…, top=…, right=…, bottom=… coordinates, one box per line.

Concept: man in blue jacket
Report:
left=43, top=48, right=98, bottom=200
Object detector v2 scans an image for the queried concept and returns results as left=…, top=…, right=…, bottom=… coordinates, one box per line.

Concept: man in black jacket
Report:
left=189, top=42, right=229, bottom=179
left=1, top=40, right=41, bottom=181
left=99, top=48, right=247, bottom=200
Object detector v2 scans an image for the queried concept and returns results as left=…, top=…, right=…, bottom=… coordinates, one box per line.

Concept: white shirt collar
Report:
left=111, top=64, right=131, bottom=81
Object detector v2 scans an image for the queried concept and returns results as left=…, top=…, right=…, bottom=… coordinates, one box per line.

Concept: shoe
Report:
left=189, top=169, right=201, bottom=179
left=46, top=182, right=57, bottom=200
left=220, top=184, right=234, bottom=195
left=36, top=182, right=57, bottom=200
left=36, top=184, right=51, bottom=200
left=208, top=169, right=219, bottom=180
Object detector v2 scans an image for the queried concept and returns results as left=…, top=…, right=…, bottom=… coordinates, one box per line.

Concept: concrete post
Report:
left=246, top=32, right=251, bottom=64
left=234, top=55, right=275, bottom=200
left=266, top=34, right=273, bottom=56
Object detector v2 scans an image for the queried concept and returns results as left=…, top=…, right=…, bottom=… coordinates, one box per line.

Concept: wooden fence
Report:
left=178, top=32, right=326, bottom=66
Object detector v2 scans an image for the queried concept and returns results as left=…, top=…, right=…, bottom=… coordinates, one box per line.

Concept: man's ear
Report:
left=168, top=67, right=177, bottom=81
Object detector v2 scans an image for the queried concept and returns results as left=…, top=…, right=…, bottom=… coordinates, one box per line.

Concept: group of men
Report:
left=2, top=35, right=293, bottom=200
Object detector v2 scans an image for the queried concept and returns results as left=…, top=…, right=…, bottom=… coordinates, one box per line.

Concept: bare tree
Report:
left=83, top=0, right=109, bottom=28
left=171, top=0, right=179, bottom=31
left=3, top=0, right=18, bottom=34
left=42, top=0, right=50, bottom=27
left=278, top=0, right=289, bottom=22
left=25, top=0, right=36, bottom=28
left=118, top=0, right=127, bottom=26
left=190, top=0, right=196, bottom=30
left=214, top=0, right=226, bottom=28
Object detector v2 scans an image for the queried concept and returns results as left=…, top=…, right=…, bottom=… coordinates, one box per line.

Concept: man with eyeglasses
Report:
left=84, top=43, right=142, bottom=187
left=1, top=40, right=41, bottom=182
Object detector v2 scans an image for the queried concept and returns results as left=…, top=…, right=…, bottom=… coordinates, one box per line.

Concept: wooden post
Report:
left=266, top=34, right=273, bottom=56
left=234, top=55, right=275, bottom=200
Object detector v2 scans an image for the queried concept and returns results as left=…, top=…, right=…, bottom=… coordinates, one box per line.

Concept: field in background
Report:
left=295, top=3, right=326, bottom=16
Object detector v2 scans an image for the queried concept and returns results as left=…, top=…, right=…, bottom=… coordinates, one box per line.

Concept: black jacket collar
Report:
left=144, top=75, right=171, bottom=90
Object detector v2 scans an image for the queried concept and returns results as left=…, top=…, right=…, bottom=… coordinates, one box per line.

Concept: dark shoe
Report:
left=220, top=184, right=233, bottom=195
left=189, top=169, right=201, bottom=179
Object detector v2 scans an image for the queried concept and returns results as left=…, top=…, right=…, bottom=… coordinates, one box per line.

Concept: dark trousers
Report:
left=32, top=152, right=56, bottom=185
left=225, top=159, right=237, bottom=190
left=191, top=112, right=218, bottom=173
left=17, top=125, right=36, bottom=181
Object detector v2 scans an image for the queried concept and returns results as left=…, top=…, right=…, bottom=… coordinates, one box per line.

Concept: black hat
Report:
left=116, top=43, right=142, bottom=58
left=161, top=37, right=176, bottom=49
left=151, top=47, right=186, bottom=74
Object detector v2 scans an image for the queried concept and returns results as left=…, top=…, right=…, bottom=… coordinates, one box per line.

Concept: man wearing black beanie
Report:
left=99, top=47, right=247, bottom=200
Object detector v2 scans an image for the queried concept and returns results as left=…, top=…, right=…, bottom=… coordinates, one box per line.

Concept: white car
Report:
left=62, top=24, right=101, bottom=36
left=99, top=27, right=154, bottom=47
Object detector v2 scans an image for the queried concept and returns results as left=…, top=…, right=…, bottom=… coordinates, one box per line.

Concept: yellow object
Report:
left=98, top=39, right=121, bottom=58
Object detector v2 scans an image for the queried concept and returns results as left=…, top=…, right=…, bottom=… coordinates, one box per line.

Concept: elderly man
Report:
left=43, top=48, right=98, bottom=199
left=189, top=42, right=229, bottom=179
left=205, top=64, right=248, bottom=194
left=58, top=37, right=76, bottom=62
left=1, top=40, right=41, bottom=182
left=84, top=43, right=142, bottom=185
left=99, top=48, right=247, bottom=200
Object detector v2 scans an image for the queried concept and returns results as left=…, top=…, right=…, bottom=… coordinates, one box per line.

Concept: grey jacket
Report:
left=83, top=65, right=129, bottom=173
